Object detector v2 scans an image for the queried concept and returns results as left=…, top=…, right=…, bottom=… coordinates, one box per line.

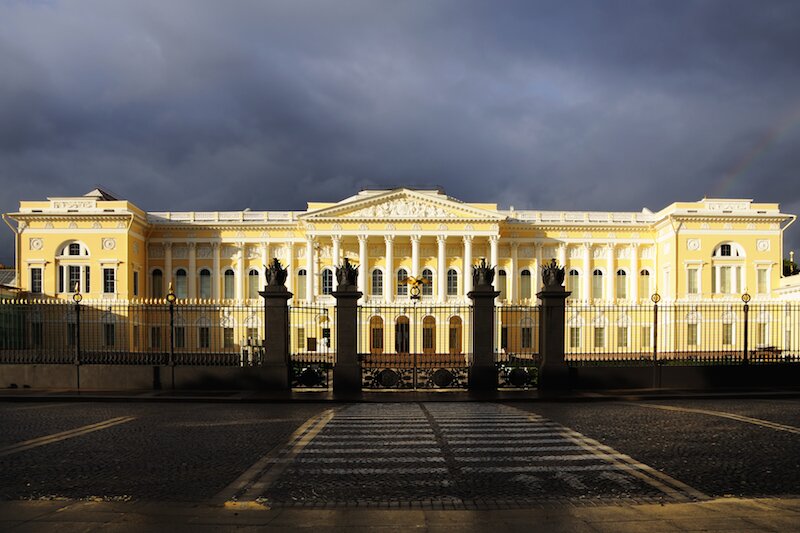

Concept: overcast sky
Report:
left=2, top=0, right=800, bottom=266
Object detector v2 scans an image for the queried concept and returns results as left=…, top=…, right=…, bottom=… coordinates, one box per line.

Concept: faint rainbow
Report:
left=711, top=103, right=800, bottom=197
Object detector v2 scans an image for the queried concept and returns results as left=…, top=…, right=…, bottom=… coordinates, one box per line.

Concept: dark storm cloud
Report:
left=2, top=0, right=800, bottom=264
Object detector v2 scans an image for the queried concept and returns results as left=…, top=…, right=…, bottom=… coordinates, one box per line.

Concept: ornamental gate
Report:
left=358, top=304, right=472, bottom=390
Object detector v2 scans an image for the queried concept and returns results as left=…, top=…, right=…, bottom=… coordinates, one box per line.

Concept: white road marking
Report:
left=0, top=416, right=136, bottom=457
left=633, top=402, right=800, bottom=435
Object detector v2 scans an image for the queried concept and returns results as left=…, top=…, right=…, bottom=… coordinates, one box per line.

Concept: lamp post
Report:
left=651, top=292, right=661, bottom=387
left=742, top=291, right=751, bottom=364
left=72, top=282, right=82, bottom=367
left=166, top=282, right=176, bottom=371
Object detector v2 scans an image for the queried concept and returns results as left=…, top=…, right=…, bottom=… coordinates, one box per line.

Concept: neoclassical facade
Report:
left=3, top=188, right=796, bottom=303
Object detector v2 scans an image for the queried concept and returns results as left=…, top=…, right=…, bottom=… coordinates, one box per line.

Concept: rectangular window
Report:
left=175, top=327, right=185, bottom=349
left=447, top=273, right=458, bottom=296
left=133, top=272, right=139, bottom=296
left=521, top=327, right=532, bottom=350
left=103, top=268, right=116, bottom=294
left=246, top=327, right=258, bottom=345
left=687, top=268, right=698, bottom=294
left=641, top=326, right=651, bottom=349
left=199, top=327, right=210, bottom=349
left=592, top=274, right=603, bottom=300
left=133, top=325, right=139, bottom=349
left=756, top=323, right=766, bottom=346
left=720, top=266, right=732, bottom=294
left=617, top=326, right=628, bottom=348
left=569, top=327, right=581, bottom=349
left=151, top=327, right=161, bottom=349
left=31, top=322, right=43, bottom=347
left=58, top=266, right=64, bottom=293
left=85, top=266, right=90, bottom=293
left=307, top=337, right=317, bottom=352
left=616, top=274, right=627, bottom=299
left=296, top=272, right=307, bottom=300
left=224, top=274, right=235, bottom=299
left=687, top=323, right=698, bottom=346
left=104, top=323, right=115, bottom=347
left=371, top=327, right=383, bottom=351
left=296, top=327, right=305, bottom=350
left=722, top=323, right=733, bottom=345
left=757, top=269, right=767, bottom=295
left=69, top=266, right=81, bottom=292
left=30, top=268, right=42, bottom=294
left=501, top=326, right=508, bottom=351
left=223, top=327, right=234, bottom=348
left=593, top=327, right=605, bottom=349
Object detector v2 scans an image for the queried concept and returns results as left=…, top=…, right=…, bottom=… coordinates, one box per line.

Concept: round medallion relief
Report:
left=757, top=240, right=770, bottom=252
left=30, top=238, right=43, bottom=251
left=102, top=238, right=116, bottom=250
left=687, top=239, right=700, bottom=251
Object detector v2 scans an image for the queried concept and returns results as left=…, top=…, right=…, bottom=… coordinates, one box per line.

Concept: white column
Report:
left=312, top=243, right=320, bottom=299
left=489, top=236, right=499, bottom=269
left=557, top=244, right=567, bottom=273
left=714, top=265, right=720, bottom=294
left=236, top=242, right=245, bottom=301
left=284, top=244, right=293, bottom=296
left=212, top=242, right=220, bottom=300
left=384, top=235, right=394, bottom=303
left=358, top=235, right=367, bottom=300
left=164, top=242, right=173, bottom=293
left=410, top=235, right=420, bottom=278
left=510, top=242, right=519, bottom=303
left=437, top=235, right=447, bottom=303
left=607, top=244, right=615, bottom=301
left=630, top=244, right=639, bottom=302
left=463, top=235, right=473, bottom=298
left=305, top=238, right=314, bottom=302
left=188, top=242, right=197, bottom=299
left=332, top=236, right=341, bottom=267
left=583, top=244, right=591, bottom=301
left=534, top=242, right=543, bottom=292
left=261, top=243, right=269, bottom=289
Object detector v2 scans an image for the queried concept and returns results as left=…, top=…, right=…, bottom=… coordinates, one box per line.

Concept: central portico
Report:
left=298, top=188, right=505, bottom=303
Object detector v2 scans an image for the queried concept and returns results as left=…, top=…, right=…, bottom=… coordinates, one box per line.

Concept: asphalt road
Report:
left=0, top=399, right=797, bottom=509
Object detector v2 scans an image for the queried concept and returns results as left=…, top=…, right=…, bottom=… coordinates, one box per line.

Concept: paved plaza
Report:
left=0, top=397, right=798, bottom=530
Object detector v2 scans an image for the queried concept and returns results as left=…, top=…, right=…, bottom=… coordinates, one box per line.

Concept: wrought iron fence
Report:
left=565, top=301, right=800, bottom=366
left=0, top=299, right=265, bottom=366
left=495, top=305, right=540, bottom=388
left=357, top=302, right=472, bottom=389
left=289, top=304, right=334, bottom=388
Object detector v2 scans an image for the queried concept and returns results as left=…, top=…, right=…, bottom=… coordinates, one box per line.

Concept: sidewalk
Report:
left=1, top=497, right=798, bottom=532
left=0, top=386, right=799, bottom=403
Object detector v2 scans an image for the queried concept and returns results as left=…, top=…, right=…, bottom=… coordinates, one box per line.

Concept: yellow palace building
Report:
left=3, top=187, right=796, bottom=305
left=4, top=189, right=796, bottom=304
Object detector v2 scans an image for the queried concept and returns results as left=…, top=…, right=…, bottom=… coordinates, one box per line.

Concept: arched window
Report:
left=422, top=269, right=433, bottom=296
left=369, top=316, right=384, bottom=354
left=248, top=269, right=260, bottom=299
left=520, top=269, right=531, bottom=301
left=712, top=242, right=745, bottom=295
left=397, top=269, right=408, bottom=296
left=151, top=269, right=163, bottom=298
left=616, top=269, right=627, bottom=299
left=321, top=269, right=333, bottom=295
left=447, top=269, right=458, bottom=296
left=371, top=269, right=383, bottom=296
left=199, top=269, right=211, bottom=299
left=56, top=241, right=90, bottom=294
left=449, top=316, right=463, bottom=354
left=422, top=316, right=436, bottom=354
left=592, top=269, right=603, bottom=299
left=175, top=269, right=188, bottom=299
left=60, top=241, right=89, bottom=256
left=395, top=316, right=410, bottom=354
left=567, top=269, right=580, bottom=299
left=296, top=269, right=307, bottom=300
left=224, top=269, right=235, bottom=299
left=497, top=270, right=507, bottom=300
left=638, top=269, right=650, bottom=299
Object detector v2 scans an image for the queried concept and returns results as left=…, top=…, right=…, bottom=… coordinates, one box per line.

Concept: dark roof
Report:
left=0, top=270, right=16, bottom=286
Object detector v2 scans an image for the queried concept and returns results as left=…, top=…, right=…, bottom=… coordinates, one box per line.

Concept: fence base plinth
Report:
left=468, top=364, right=497, bottom=391
left=539, top=363, right=571, bottom=390
left=333, top=363, right=362, bottom=394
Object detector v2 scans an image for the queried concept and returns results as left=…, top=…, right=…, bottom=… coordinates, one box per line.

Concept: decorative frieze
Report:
left=344, top=199, right=456, bottom=219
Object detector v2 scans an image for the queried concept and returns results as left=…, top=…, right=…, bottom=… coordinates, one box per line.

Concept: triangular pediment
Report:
left=300, top=189, right=504, bottom=221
